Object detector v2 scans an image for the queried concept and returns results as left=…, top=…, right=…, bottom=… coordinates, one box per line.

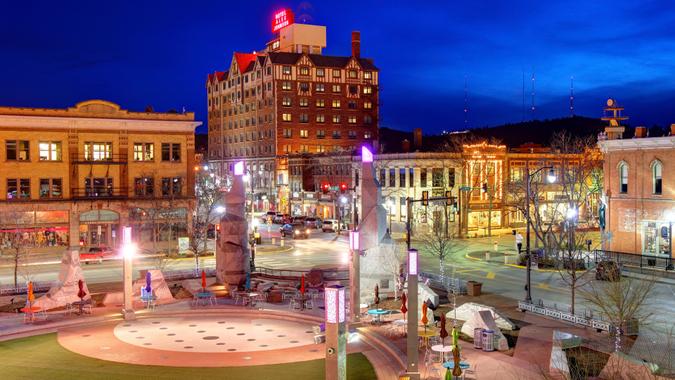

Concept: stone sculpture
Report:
left=33, top=249, right=91, bottom=310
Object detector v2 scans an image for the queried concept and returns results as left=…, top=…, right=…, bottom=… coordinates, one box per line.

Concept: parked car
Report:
left=322, top=219, right=347, bottom=232
left=261, top=211, right=277, bottom=223
left=595, top=260, right=620, bottom=281
left=279, top=223, right=311, bottom=239
left=272, top=213, right=285, bottom=224
left=305, top=217, right=322, bottom=229
left=80, top=246, right=116, bottom=264
left=291, top=216, right=307, bottom=225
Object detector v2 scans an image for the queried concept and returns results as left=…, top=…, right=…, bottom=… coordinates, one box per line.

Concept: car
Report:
left=595, top=260, right=620, bottom=281
left=322, top=219, right=347, bottom=232
left=305, top=217, right=322, bottom=229
left=272, top=213, right=285, bottom=224
left=291, top=216, right=306, bottom=224
left=261, top=211, right=276, bottom=223
left=279, top=223, right=311, bottom=239
left=80, top=246, right=116, bottom=264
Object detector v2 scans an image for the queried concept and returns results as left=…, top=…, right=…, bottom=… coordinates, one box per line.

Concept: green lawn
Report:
left=0, top=333, right=376, bottom=380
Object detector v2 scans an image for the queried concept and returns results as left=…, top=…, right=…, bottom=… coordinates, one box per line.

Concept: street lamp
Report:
left=121, top=226, right=136, bottom=320
left=406, top=248, right=420, bottom=380
left=524, top=165, right=556, bottom=304
left=324, top=285, right=346, bottom=380
left=348, top=230, right=360, bottom=322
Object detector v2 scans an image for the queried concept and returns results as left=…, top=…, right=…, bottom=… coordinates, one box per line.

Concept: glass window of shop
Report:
left=642, top=221, right=671, bottom=256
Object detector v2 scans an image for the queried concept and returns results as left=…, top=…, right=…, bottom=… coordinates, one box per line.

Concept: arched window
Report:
left=652, top=160, right=663, bottom=195
left=618, top=162, right=628, bottom=194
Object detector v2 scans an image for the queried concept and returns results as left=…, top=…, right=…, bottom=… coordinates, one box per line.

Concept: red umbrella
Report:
left=421, top=302, right=429, bottom=331
left=300, top=274, right=305, bottom=295
left=201, top=270, right=206, bottom=291
left=439, top=314, right=449, bottom=345
left=77, top=279, right=86, bottom=300
left=400, top=292, right=408, bottom=320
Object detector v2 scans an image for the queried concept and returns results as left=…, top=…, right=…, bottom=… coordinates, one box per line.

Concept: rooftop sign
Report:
left=272, top=9, right=294, bottom=33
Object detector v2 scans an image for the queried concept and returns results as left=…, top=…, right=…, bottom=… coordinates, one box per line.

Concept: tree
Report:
left=418, top=205, right=462, bottom=281
left=381, top=241, right=406, bottom=300
left=189, top=166, right=225, bottom=272
left=0, top=209, right=31, bottom=288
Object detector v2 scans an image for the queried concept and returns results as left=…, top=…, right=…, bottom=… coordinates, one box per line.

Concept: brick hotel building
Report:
left=206, top=14, right=379, bottom=212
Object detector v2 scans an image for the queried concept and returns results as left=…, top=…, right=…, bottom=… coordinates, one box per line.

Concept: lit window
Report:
left=364, top=101, right=373, bottom=109
left=363, top=86, right=373, bottom=94
left=332, top=100, right=341, bottom=108
left=300, top=130, right=308, bottom=138
left=316, top=99, right=325, bottom=108
left=316, top=84, right=325, bottom=92
left=348, top=70, right=358, bottom=78
left=332, top=115, right=341, bottom=123
left=316, top=114, right=325, bottom=123
left=316, top=68, right=325, bottom=77
left=364, top=131, right=372, bottom=139
left=282, top=66, right=291, bottom=75
left=299, top=66, right=310, bottom=75
left=39, top=141, right=62, bottom=161
left=282, top=97, right=292, bottom=106
left=84, top=142, right=112, bottom=161
left=332, top=84, right=341, bottom=93
left=133, top=143, right=154, bottom=161
left=619, top=162, right=628, bottom=194
left=282, top=113, right=292, bottom=122
left=652, top=160, right=662, bottom=195
left=332, top=69, right=341, bottom=78
left=364, top=71, right=372, bottom=79
left=348, top=116, right=357, bottom=124
left=299, top=98, right=309, bottom=107
left=282, top=81, right=292, bottom=90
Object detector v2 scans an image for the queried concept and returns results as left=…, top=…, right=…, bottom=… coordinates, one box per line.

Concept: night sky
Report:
left=2, top=1, right=675, bottom=134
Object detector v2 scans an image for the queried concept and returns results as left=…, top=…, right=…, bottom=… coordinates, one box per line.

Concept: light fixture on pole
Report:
left=121, top=226, right=136, bottom=320
left=325, top=285, right=346, bottom=380
left=348, top=230, right=361, bottom=322
left=525, top=165, right=556, bottom=304
left=405, top=248, right=420, bottom=380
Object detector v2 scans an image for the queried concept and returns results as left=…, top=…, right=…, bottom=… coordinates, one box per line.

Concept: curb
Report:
left=256, top=245, right=294, bottom=254
left=464, top=253, right=561, bottom=273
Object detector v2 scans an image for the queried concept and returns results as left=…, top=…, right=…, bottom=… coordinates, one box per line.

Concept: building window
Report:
left=389, top=169, right=396, bottom=187
left=379, top=169, right=386, bottom=184
left=619, top=162, right=628, bottom=194
left=7, top=178, right=30, bottom=199
left=282, top=113, right=292, bottom=122
left=448, top=168, right=456, bottom=187
left=300, top=129, right=308, bottom=138
left=363, top=86, right=373, bottom=94
left=316, top=99, right=325, bottom=108
left=282, top=66, right=291, bottom=75
left=299, top=66, right=310, bottom=75
left=349, top=85, right=358, bottom=95
left=317, top=130, right=325, bottom=139
left=282, top=81, right=292, bottom=90
left=652, top=160, right=663, bottom=195
left=348, top=101, right=357, bottom=109
left=299, top=98, right=309, bottom=107
left=317, top=145, right=325, bottom=153
left=420, top=168, right=427, bottom=187
left=364, top=131, right=372, bottom=139
left=364, top=71, right=372, bottom=79
left=316, top=114, right=325, bottom=123
left=364, top=101, right=373, bottom=109
left=282, top=144, right=291, bottom=153
left=84, top=177, right=113, bottom=197
left=39, top=178, right=62, bottom=198
left=348, top=130, right=357, bottom=139
left=348, top=116, right=357, bottom=124
left=299, top=114, right=309, bottom=123
left=282, top=97, right=292, bottom=106
left=6, top=140, right=30, bottom=161
left=432, top=168, right=444, bottom=187
left=299, top=82, right=309, bottom=92
left=332, top=84, right=341, bottom=93
left=161, top=177, right=182, bottom=197
left=133, top=143, right=154, bottom=161
left=38, top=141, right=62, bottom=161
left=316, top=83, right=325, bottom=92
left=283, top=129, right=292, bottom=138
left=332, top=100, right=341, bottom=108
left=409, top=168, right=414, bottom=187
left=300, top=145, right=309, bottom=153
left=332, top=115, right=341, bottom=123
left=364, top=115, right=373, bottom=125
left=84, top=142, right=112, bottom=161
left=399, top=168, right=406, bottom=187
left=332, top=130, right=341, bottom=139
left=348, top=70, right=358, bottom=78
left=332, top=69, right=341, bottom=78
left=134, top=177, right=154, bottom=197
left=161, top=143, right=181, bottom=162
left=316, top=68, right=325, bottom=77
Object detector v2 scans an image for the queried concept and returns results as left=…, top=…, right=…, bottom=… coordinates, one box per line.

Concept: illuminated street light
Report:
left=566, top=206, right=578, bottom=220
left=340, top=196, right=348, bottom=204
left=202, top=164, right=209, bottom=171
left=547, top=168, right=557, bottom=183
left=406, top=248, right=420, bottom=379
left=215, top=205, right=226, bottom=214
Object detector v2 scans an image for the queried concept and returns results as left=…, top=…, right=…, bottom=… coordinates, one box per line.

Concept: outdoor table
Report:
left=242, top=292, right=260, bottom=307
left=193, top=291, right=216, bottom=306
left=20, top=306, right=44, bottom=323
left=431, top=344, right=454, bottom=362
left=418, top=327, right=439, bottom=348
left=70, top=300, right=92, bottom=315
left=366, top=309, right=389, bottom=324
left=293, top=295, right=312, bottom=310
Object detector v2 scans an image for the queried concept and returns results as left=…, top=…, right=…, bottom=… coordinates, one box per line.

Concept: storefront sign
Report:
left=272, top=9, right=294, bottom=33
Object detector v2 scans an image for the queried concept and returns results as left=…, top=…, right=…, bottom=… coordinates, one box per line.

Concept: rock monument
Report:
left=33, top=248, right=90, bottom=310
left=216, top=161, right=250, bottom=287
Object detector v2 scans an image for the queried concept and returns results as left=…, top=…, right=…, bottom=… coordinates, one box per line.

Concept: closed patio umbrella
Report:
left=439, top=314, right=449, bottom=345
left=201, top=270, right=206, bottom=291
left=421, top=302, right=429, bottom=332
left=27, top=281, right=34, bottom=307
left=400, top=292, right=408, bottom=321
left=145, top=271, right=152, bottom=294
left=374, top=283, right=380, bottom=306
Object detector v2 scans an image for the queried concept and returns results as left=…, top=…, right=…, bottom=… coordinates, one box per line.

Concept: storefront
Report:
left=78, top=210, right=119, bottom=248
left=0, top=210, right=69, bottom=249
left=641, top=220, right=672, bottom=257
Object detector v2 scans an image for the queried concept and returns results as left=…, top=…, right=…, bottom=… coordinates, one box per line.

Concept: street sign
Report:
left=460, top=186, right=472, bottom=191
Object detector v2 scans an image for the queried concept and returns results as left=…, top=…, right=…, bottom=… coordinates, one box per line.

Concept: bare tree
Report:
left=418, top=205, right=463, bottom=281
left=381, top=241, right=406, bottom=300
left=0, top=209, right=32, bottom=288
left=189, top=167, right=225, bottom=272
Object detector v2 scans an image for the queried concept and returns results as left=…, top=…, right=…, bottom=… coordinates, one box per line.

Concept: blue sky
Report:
left=1, top=1, right=675, bottom=133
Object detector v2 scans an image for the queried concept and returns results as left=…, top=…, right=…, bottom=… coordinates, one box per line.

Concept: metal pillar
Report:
left=405, top=249, right=420, bottom=380
left=325, top=285, right=347, bottom=380
left=122, top=226, right=135, bottom=320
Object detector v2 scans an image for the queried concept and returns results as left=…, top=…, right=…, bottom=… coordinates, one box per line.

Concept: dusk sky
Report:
left=2, top=1, right=675, bottom=134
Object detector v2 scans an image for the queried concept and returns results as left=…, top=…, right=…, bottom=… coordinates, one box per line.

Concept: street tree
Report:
left=189, top=166, right=225, bottom=273
left=418, top=204, right=462, bottom=282
left=0, top=209, right=32, bottom=288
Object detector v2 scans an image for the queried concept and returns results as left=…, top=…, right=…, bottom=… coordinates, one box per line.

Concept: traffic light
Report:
left=445, top=190, right=452, bottom=205
left=421, top=190, right=429, bottom=206
left=482, top=183, right=488, bottom=193
left=339, top=182, right=348, bottom=193
left=322, top=183, right=331, bottom=194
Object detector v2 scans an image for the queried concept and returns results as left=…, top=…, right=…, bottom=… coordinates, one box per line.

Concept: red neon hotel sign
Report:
left=272, top=9, right=294, bottom=33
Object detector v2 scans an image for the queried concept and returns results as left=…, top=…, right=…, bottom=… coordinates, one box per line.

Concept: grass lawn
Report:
left=0, top=333, right=376, bottom=380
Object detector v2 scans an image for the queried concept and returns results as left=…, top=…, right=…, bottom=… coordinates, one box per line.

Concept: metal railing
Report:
left=592, top=249, right=675, bottom=278
left=69, top=153, right=127, bottom=164
left=420, top=271, right=467, bottom=295
left=70, top=187, right=129, bottom=200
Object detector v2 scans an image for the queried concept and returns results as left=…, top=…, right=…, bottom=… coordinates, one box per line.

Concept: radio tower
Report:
left=569, top=76, right=575, bottom=117
left=464, top=75, right=469, bottom=127
left=530, top=71, right=536, bottom=118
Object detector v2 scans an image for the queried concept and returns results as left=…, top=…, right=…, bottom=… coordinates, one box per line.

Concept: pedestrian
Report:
left=515, top=231, right=523, bottom=254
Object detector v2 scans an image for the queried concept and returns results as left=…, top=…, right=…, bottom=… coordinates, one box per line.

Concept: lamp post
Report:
left=405, top=248, right=420, bottom=380
left=524, top=164, right=556, bottom=303
left=349, top=230, right=360, bottom=322
left=121, top=226, right=136, bottom=320
left=325, top=285, right=346, bottom=380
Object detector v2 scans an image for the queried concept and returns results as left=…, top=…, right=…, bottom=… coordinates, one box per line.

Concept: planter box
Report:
left=466, top=281, right=482, bottom=296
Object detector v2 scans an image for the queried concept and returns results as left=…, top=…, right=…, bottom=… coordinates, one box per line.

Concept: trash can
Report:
left=482, top=330, right=495, bottom=352
left=467, top=281, right=483, bottom=296
left=474, top=328, right=484, bottom=349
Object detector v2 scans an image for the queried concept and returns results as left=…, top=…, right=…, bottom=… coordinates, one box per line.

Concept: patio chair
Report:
left=423, top=351, right=442, bottom=379
left=289, top=298, right=299, bottom=310
left=464, top=364, right=477, bottom=379
left=305, top=298, right=314, bottom=309
left=232, top=291, right=243, bottom=305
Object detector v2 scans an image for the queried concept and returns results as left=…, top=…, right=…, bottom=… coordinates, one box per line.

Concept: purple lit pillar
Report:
left=325, top=285, right=346, bottom=380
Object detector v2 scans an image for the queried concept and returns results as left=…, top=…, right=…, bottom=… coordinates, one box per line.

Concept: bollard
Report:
left=280, top=238, right=284, bottom=247
left=493, top=241, right=498, bottom=252
left=485, top=251, right=490, bottom=261
left=272, top=237, right=276, bottom=245
left=504, top=255, right=510, bottom=265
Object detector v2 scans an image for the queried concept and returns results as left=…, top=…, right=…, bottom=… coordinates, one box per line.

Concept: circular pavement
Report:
left=113, top=316, right=316, bottom=353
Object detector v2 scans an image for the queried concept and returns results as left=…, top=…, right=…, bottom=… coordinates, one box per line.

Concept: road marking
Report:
left=486, top=272, right=496, bottom=279
left=536, top=283, right=550, bottom=289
